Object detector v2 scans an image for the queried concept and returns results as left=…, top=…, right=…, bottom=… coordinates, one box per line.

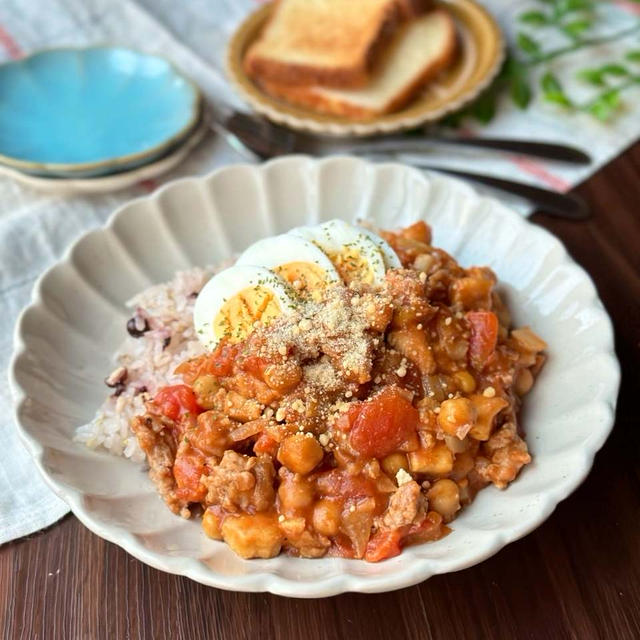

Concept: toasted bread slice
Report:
left=244, top=0, right=401, bottom=88
left=258, top=9, right=457, bottom=119
left=396, top=0, right=434, bottom=18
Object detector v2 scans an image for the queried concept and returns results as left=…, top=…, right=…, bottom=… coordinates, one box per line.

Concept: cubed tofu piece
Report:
left=408, top=442, right=453, bottom=475
left=221, top=512, right=283, bottom=559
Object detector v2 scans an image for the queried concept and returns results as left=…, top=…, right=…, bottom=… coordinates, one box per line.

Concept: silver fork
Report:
left=209, top=109, right=590, bottom=220
left=209, top=108, right=296, bottom=161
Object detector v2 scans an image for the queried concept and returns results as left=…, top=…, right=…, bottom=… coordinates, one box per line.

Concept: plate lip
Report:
left=225, top=0, right=506, bottom=136
left=8, top=156, right=621, bottom=597
left=0, top=116, right=208, bottom=194
left=0, top=45, right=203, bottom=173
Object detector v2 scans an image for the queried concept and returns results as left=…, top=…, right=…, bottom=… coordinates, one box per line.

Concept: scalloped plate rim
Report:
left=9, top=155, right=620, bottom=597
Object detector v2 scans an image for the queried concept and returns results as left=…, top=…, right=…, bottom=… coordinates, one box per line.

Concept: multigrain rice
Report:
left=74, top=266, right=214, bottom=461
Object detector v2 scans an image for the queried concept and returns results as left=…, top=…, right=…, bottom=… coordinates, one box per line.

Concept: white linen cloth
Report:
left=1, top=0, right=638, bottom=545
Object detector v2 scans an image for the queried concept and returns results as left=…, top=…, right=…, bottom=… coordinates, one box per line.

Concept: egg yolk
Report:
left=214, top=286, right=282, bottom=343
left=273, top=262, right=329, bottom=301
left=327, top=249, right=374, bottom=285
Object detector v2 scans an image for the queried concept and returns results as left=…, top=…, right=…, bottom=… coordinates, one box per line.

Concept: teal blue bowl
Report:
left=0, top=46, right=201, bottom=177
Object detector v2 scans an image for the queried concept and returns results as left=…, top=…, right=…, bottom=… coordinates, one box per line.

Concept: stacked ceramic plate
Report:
left=0, top=46, right=205, bottom=193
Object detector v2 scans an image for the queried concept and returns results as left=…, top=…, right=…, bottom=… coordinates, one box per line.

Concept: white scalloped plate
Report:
left=9, top=156, right=619, bottom=597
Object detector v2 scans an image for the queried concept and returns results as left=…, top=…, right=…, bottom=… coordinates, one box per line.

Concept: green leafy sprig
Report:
left=519, top=0, right=595, bottom=42
left=536, top=50, right=640, bottom=120
left=446, top=0, right=640, bottom=125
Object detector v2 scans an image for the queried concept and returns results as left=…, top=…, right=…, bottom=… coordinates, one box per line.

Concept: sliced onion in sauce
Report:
left=230, top=419, right=266, bottom=442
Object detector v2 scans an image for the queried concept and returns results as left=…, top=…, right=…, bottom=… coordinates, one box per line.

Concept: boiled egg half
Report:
left=236, top=234, right=341, bottom=301
left=194, top=221, right=401, bottom=351
left=290, top=219, right=401, bottom=286
left=193, top=265, right=298, bottom=350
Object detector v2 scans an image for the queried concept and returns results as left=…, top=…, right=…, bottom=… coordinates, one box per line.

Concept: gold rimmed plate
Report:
left=226, top=0, right=505, bottom=137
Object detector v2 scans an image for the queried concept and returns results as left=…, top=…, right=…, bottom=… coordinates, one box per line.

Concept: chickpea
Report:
left=427, top=479, right=460, bottom=522
left=263, top=361, right=303, bottom=393
left=277, top=433, right=324, bottom=474
left=221, top=513, right=283, bottom=559
left=453, top=370, right=476, bottom=394
left=202, top=508, right=223, bottom=540
left=278, top=473, right=314, bottom=511
left=437, top=397, right=477, bottom=438
left=514, top=368, right=534, bottom=396
left=192, top=374, right=220, bottom=409
left=312, top=499, right=341, bottom=537
left=381, top=452, right=409, bottom=478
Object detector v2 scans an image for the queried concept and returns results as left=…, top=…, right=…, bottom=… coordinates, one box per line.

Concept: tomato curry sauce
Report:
left=132, top=222, right=546, bottom=562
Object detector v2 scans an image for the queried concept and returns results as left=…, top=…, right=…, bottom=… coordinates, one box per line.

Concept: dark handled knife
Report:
left=345, top=136, right=592, bottom=165
left=372, top=157, right=590, bottom=220
left=214, top=109, right=592, bottom=166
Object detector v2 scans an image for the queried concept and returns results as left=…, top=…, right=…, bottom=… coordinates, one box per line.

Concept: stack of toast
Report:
left=244, top=0, right=457, bottom=119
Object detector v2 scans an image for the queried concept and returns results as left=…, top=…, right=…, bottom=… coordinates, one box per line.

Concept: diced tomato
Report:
left=404, top=511, right=445, bottom=544
left=331, top=534, right=356, bottom=559
left=254, top=433, right=278, bottom=457
left=348, top=387, right=419, bottom=459
left=174, top=355, right=215, bottom=385
left=153, top=385, right=200, bottom=421
left=174, top=357, right=203, bottom=385
left=175, top=343, right=238, bottom=384
left=208, top=343, right=239, bottom=377
left=364, top=529, right=403, bottom=563
left=365, top=512, right=446, bottom=562
left=316, top=469, right=377, bottom=500
left=240, top=354, right=268, bottom=379
left=334, top=402, right=361, bottom=432
left=174, top=448, right=207, bottom=502
left=466, top=311, right=499, bottom=371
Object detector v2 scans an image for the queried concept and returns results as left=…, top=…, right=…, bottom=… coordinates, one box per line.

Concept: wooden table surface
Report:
left=2, top=144, right=639, bottom=640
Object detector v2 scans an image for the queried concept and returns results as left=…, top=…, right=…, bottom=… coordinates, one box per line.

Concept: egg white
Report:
left=353, top=224, right=402, bottom=270
left=290, top=219, right=397, bottom=286
left=193, top=265, right=298, bottom=351
left=236, top=234, right=341, bottom=291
